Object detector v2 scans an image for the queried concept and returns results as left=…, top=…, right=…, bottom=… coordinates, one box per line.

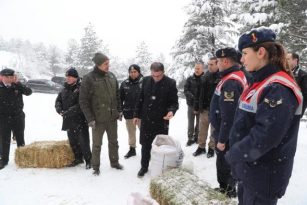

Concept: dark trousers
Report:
left=67, top=125, right=91, bottom=162
left=187, top=106, right=199, bottom=140
left=215, top=144, right=236, bottom=191
left=0, top=112, right=25, bottom=163
left=238, top=181, right=278, bottom=205
left=141, top=143, right=152, bottom=169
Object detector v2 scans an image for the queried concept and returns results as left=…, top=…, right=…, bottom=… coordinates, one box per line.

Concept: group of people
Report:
left=184, top=27, right=307, bottom=205
left=56, top=53, right=178, bottom=177
left=1, top=27, right=307, bottom=205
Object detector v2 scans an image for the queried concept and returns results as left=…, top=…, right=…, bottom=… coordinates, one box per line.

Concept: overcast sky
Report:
left=0, top=0, right=189, bottom=60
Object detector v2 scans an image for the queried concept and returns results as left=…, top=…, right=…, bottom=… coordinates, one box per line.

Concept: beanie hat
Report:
left=238, top=27, right=276, bottom=52
left=66, top=67, right=79, bottom=78
left=0, top=68, right=15, bottom=76
left=128, top=64, right=141, bottom=73
left=92, top=52, right=109, bottom=66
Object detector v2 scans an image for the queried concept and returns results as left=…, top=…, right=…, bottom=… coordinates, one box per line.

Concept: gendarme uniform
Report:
left=225, top=28, right=303, bottom=204
left=209, top=48, right=248, bottom=195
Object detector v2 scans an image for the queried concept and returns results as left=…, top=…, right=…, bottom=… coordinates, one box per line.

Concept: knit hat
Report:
left=0, top=68, right=15, bottom=76
left=92, top=52, right=109, bottom=66
left=65, top=67, right=79, bottom=78
left=238, top=27, right=276, bottom=52
left=128, top=64, right=141, bottom=73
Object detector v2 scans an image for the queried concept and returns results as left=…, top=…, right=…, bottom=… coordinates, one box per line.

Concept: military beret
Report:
left=238, top=27, right=276, bottom=52
left=216, top=47, right=237, bottom=59
left=0, top=68, right=15, bottom=76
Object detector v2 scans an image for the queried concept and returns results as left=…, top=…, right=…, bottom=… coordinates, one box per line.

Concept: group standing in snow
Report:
left=1, top=27, right=307, bottom=205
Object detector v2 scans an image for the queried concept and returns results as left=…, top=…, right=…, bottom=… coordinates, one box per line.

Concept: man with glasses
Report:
left=133, top=62, right=179, bottom=177
left=0, top=68, right=32, bottom=169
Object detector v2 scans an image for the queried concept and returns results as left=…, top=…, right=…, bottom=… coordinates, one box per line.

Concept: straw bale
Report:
left=15, top=140, right=74, bottom=168
left=150, top=169, right=236, bottom=205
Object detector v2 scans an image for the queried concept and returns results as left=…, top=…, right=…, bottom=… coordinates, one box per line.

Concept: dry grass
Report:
left=15, top=140, right=74, bottom=168
left=150, top=169, right=236, bottom=205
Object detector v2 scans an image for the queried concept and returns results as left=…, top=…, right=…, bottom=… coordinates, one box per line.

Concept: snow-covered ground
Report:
left=0, top=93, right=306, bottom=205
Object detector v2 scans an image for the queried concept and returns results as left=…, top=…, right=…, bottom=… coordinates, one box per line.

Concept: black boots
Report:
left=124, top=147, right=136, bottom=159
left=193, top=147, right=206, bottom=156
left=111, top=163, right=124, bottom=170
left=85, top=159, right=91, bottom=169
left=0, top=160, right=5, bottom=170
left=186, top=139, right=195, bottom=146
left=93, top=169, right=100, bottom=176
left=207, top=148, right=215, bottom=158
left=67, top=158, right=84, bottom=167
left=137, top=167, right=148, bottom=178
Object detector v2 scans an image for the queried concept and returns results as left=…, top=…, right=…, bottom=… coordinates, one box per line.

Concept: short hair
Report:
left=150, top=62, right=164, bottom=71
left=209, top=57, right=217, bottom=61
left=195, top=61, right=205, bottom=67
left=291, top=52, right=300, bottom=63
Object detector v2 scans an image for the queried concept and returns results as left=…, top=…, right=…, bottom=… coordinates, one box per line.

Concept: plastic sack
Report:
left=150, top=134, right=184, bottom=177
left=127, top=192, right=159, bottom=205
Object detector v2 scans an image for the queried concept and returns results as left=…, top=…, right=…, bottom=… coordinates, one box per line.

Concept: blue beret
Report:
left=216, top=47, right=237, bottom=59
left=238, top=27, right=276, bottom=52
left=0, top=68, right=15, bottom=76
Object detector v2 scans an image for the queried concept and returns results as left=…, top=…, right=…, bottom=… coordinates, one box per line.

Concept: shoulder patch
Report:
left=224, top=91, right=235, bottom=101
left=264, top=98, right=282, bottom=107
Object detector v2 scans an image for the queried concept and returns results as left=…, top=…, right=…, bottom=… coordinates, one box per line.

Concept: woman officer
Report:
left=225, top=27, right=303, bottom=205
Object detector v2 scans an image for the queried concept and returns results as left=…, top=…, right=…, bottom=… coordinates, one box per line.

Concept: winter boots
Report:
left=193, top=147, right=206, bottom=156
left=207, top=148, right=215, bottom=158
left=186, top=139, right=195, bottom=146
left=137, top=167, right=148, bottom=178
left=111, top=163, right=124, bottom=170
left=93, top=169, right=100, bottom=176
left=124, top=147, right=136, bottom=159
left=67, top=158, right=84, bottom=167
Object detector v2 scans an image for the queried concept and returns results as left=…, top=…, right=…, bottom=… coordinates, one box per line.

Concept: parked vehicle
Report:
left=51, top=76, right=66, bottom=86
left=26, top=79, right=63, bottom=94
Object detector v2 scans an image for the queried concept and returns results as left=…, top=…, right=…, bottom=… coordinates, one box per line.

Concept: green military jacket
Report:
left=79, top=67, right=121, bottom=123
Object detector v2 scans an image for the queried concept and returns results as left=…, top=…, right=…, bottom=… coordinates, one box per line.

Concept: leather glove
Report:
left=88, top=121, right=96, bottom=128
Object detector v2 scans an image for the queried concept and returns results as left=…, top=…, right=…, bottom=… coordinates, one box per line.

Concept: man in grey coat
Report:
left=79, top=52, right=123, bottom=176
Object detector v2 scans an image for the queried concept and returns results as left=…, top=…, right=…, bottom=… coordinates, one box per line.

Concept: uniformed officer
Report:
left=225, top=28, right=303, bottom=205
left=0, top=68, right=32, bottom=169
left=209, top=48, right=248, bottom=197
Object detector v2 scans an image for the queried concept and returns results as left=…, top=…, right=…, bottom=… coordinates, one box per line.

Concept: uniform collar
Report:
left=251, top=64, right=280, bottom=83
left=218, top=65, right=240, bottom=78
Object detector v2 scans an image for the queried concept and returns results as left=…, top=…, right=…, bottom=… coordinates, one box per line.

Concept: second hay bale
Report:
left=15, top=140, right=74, bottom=168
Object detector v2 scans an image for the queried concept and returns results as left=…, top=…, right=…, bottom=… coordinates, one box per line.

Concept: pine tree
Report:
left=236, top=0, right=279, bottom=32
left=170, top=0, right=238, bottom=83
left=278, top=0, right=307, bottom=66
left=65, top=39, right=80, bottom=67
left=78, top=23, right=103, bottom=70
left=134, top=41, right=152, bottom=75
left=48, top=45, right=63, bottom=76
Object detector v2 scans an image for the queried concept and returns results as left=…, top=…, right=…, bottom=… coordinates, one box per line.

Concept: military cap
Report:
left=215, top=47, right=237, bottom=59
left=238, top=27, right=276, bottom=52
left=0, top=68, right=15, bottom=76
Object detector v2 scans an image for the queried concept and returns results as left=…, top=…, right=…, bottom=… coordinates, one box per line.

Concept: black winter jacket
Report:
left=184, top=73, right=204, bottom=107
left=55, top=80, right=87, bottom=131
left=293, top=66, right=307, bottom=116
left=0, top=82, right=32, bottom=116
left=134, top=75, right=179, bottom=145
left=120, top=75, right=142, bottom=119
left=194, top=71, right=219, bottom=111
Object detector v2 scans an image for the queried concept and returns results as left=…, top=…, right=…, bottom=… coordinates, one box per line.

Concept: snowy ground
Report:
left=0, top=93, right=306, bottom=205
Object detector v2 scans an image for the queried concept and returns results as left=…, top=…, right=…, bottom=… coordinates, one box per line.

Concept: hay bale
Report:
left=15, top=140, right=74, bottom=168
left=150, top=169, right=236, bottom=205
